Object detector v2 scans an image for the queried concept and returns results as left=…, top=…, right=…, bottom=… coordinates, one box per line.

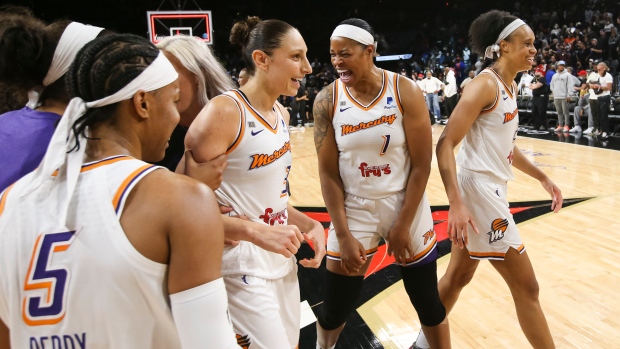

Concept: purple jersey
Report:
left=0, top=107, right=61, bottom=191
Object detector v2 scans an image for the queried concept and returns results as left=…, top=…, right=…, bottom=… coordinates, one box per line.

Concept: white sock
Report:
left=415, top=329, right=430, bottom=348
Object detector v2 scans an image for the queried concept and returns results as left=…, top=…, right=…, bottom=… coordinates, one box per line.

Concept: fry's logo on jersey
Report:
left=341, top=114, right=397, bottom=136
left=503, top=108, right=518, bottom=124
left=488, top=218, right=509, bottom=243
left=249, top=141, right=291, bottom=170
left=359, top=162, right=391, bottom=177
left=259, top=207, right=287, bottom=225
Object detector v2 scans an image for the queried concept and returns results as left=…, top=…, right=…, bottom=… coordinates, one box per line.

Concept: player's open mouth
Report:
left=338, top=70, right=353, bottom=83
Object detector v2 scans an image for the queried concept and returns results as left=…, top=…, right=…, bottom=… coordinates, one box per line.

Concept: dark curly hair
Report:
left=469, top=10, right=519, bottom=69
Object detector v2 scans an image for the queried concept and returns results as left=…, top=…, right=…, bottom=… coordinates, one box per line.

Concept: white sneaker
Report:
left=583, top=127, right=594, bottom=134
left=299, top=126, right=306, bottom=132
left=601, top=132, right=609, bottom=139
left=288, top=126, right=298, bottom=131
left=569, top=125, right=582, bottom=133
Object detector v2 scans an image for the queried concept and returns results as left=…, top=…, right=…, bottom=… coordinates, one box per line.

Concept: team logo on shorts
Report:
left=423, top=230, right=435, bottom=245
left=259, top=207, right=287, bottom=225
left=488, top=218, right=509, bottom=243
left=236, top=333, right=251, bottom=349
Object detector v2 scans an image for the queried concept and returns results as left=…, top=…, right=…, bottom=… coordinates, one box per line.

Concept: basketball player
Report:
left=0, top=9, right=110, bottom=192
left=313, top=18, right=450, bottom=349
left=414, top=10, right=563, bottom=349
left=184, top=17, right=326, bottom=349
left=0, top=34, right=238, bottom=348
left=155, top=35, right=235, bottom=175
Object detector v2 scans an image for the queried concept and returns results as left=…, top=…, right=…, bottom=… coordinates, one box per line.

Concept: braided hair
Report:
left=66, top=33, right=160, bottom=146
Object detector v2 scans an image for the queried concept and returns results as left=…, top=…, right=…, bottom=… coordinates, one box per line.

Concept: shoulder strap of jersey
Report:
left=479, top=69, right=499, bottom=113
left=107, top=158, right=163, bottom=218
left=218, top=91, right=245, bottom=154
left=332, top=79, right=340, bottom=118
left=392, top=72, right=405, bottom=114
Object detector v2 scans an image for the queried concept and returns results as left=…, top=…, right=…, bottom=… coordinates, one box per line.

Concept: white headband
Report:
left=44, top=22, right=104, bottom=86
left=484, top=19, right=526, bottom=59
left=22, top=52, right=179, bottom=227
left=331, top=24, right=378, bottom=51
left=26, top=22, right=104, bottom=109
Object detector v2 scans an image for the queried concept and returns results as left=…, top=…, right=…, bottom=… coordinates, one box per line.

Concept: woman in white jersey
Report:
left=0, top=34, right=238, bottom=348
left=184, top=17, right=326, bottom=349
left=313, top=18, right=451, bottom=349
left=414, top=10, right=563, bottom=349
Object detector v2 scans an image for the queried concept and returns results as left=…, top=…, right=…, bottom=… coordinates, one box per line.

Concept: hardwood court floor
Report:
left=289, top=124, right=620, bottom=348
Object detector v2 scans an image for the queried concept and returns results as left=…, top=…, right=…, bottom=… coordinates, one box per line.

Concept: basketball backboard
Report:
left=147, top=11, right=213, bottom=44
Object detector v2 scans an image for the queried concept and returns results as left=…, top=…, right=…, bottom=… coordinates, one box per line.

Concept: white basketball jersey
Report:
left=333, top=70, right=409, bottom=199
left=456, top=68, right=519, bottom=182
left=216, top=90, right=294, bottom=279
left=0, top=156, right=182, bottom=348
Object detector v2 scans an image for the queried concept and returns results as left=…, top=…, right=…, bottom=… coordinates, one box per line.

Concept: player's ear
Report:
left=252, top=50, right=269, bottom=72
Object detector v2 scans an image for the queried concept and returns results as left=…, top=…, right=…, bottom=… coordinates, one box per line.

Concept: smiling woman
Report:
left=183, top=16, right=326, bottom=349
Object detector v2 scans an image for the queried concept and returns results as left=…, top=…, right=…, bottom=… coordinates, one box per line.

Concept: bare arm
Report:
left=314, top=84, right=366, bottom=273
left=313, top=85, right=349, bottom=241
left=436, top=74, right=497, bottom=248
left=0, top=319, right=8, bottom=349
left=120, top=171, right=224, bottom=293
left=387, top=77, right=433, bottom=265
left=512, top=146, right=563, bottom=212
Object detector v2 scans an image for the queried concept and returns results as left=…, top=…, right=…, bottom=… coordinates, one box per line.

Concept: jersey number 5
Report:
left=380, top=135, right=391, bottom=155
left=22, top=231, right=76, bottom=326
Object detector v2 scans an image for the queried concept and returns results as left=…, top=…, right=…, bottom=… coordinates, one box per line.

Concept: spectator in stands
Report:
left=546, top=63, right=556, bottom=84
left=290, top=84, right=309, bottom=132
left=586, top=67, right=601, bottom=135
left=519, top=69, right=534, bottom=97
left=443, top=66, right=458, bottom=118
left=530, top=68, right=550, bottom=132
left=590, top=37, right=603, bottom=62
left=474, top=56, right=484, bottom=75
left=607, top=26, right=619, bottom=62
left=418, top=71, right=444, bottom=121
left=550, top=60, right=573, bottom=132
left=460, top=70, right=475, bottom=92
left=589, top=62, right=613, bottom=139
left=571, top=70, right=592, bottom=133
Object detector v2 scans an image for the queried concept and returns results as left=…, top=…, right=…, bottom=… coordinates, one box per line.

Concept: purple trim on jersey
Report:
left=0, top=107, right=61, bottom=191
left=114, top=165, right=156, bottom=214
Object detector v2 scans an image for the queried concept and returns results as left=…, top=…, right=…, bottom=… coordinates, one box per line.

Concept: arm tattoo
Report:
left=313, top=85, right=333, bottom=154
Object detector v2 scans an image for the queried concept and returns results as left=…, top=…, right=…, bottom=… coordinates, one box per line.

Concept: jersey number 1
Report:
left=22, top=231, right=76, bottom=326
left=380, top=135, right=391, bottom=155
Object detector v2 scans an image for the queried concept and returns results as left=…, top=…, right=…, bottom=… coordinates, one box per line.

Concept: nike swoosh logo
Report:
left=251, top=129, right=264, bottom=136
left=340, top=106, right=353, bottom=112
left=503, top=96, right=509, bottom=101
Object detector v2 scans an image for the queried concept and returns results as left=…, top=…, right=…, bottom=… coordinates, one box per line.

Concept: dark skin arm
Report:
left=386, top=77, right=432, bottom=265
left=0, top=319, right=8, bottom=349
left=120, top=170, right=225, bottom=294
left=314, top=84, right=366, bottom=274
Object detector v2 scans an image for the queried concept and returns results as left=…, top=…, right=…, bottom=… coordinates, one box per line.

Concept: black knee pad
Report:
left=317, top=270, right=364, bottom=330
left=400, top=260, right=446, bottom=327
